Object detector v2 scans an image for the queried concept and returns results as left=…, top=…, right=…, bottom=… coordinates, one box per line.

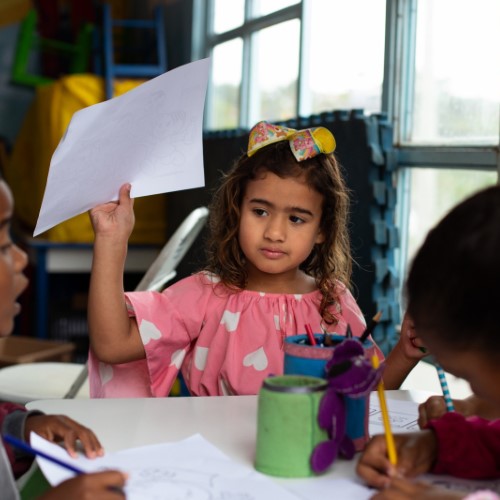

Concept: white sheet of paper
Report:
left=34, top=58, right=210, bottom=237
left=32, top=433, right=302, bottom=500
left=369, top=395, right=421, bottom=435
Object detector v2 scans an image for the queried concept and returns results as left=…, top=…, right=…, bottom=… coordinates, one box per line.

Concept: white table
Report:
left=26, top=390, right=434, bottom=496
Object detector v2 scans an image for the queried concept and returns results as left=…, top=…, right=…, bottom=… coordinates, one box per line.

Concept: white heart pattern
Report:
left=274, top=314, right=280, bottom=330
left=195, top=346, right=209, bottom=370
left=220, top=310, right=241, bottom=332
left=170, top=349, right=186, bottom=369
left=243, top=347, right=268, bottom=371
left=139, top=319, right=162, bottom=344
left=205, top=272, right=220, bottom=283
left=99, top=362, right=114, bottom=385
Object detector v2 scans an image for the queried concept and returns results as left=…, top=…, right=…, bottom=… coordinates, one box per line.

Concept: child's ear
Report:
left=315, top=231, right=325, bottom=245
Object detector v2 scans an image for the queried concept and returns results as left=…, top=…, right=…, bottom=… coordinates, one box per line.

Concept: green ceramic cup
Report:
left=254, top=375, right=328, bottom=477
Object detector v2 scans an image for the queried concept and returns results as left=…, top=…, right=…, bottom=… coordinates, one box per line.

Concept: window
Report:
left=411, top=0, right=499, bottom=146
left=390, top=0, right=500, bottom=282
left=196, top=0, right=386, bottom=130
left=400, top=168, right=498, bottom=273
left=194, top=0, right=500, bottom=306
left=209, top=38, right=243, bottom=129
left=305, top=0, right=386, bottom=116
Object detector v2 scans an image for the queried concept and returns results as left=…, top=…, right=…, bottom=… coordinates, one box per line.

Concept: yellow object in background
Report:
left=5, top=74, right=167, bottom=244
left=0, top=0, right=31, bottom=27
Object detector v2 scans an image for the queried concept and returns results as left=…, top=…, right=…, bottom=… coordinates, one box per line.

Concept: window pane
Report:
left=305, top=0, right=385, bottom=115
left=411, top=0, right=500, bottom=145
left=208, top=38, right=243, bottom=130
left=213, top=0, right=244, bottom=34
left=252, top=0, right=299, bottom=17
left=250, top=20, right=300, bottom=124
left=404, top=168, right=498, bottom=268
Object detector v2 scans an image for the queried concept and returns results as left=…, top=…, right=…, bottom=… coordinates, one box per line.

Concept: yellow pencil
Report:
left=371, top=355, right=398, bottom=466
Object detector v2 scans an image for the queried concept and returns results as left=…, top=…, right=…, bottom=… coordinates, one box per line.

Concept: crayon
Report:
left=305, top=323, right=317, bottom=346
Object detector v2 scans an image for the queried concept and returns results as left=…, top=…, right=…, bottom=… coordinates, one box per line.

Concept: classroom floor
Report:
left=400, top=360, right=472, bottom=399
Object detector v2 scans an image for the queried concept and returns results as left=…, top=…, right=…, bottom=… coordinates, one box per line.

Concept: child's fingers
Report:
left=118, top=183, right=133, bottom=207
left=356, top=437, right=394, bottom=489
left=417, top=396, right=446, bottom=428
left=371, top=477, right=434, bottom=499
left=408, top=337, right=427, bottom=355
left=356, top=458, right=392, bottom=489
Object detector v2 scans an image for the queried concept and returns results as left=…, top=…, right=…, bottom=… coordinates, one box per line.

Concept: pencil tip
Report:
left=374, top=310, right=383, bottom=322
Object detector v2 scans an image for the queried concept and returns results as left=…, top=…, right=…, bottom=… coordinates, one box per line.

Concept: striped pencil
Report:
left=436, top=365, right=455, bottom=412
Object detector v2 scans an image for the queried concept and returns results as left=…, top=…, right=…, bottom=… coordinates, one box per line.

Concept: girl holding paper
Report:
left=87, top=120, right=425, bottom=398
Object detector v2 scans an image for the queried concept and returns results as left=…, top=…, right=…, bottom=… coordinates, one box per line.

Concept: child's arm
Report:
left=88, top=183, right=146, bottom=364
left=382, top=313, right=427, bottom=390
left=418, top=394, right=500, bottom=428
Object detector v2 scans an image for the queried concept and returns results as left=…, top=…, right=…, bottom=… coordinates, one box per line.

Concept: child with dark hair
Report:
left=0, top=175, right=126, bottom=498
left=357, top=185, right=500, bottom=499
left=87, top=121, right=424, bottom=397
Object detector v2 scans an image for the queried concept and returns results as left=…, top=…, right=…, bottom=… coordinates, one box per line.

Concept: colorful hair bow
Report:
left=247, top=121, right=336, bottom=162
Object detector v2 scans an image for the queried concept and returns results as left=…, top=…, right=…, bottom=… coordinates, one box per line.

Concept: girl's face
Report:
left=0, top=181, right=28, bottom=337
left=238, top=171, right=324, bottom=291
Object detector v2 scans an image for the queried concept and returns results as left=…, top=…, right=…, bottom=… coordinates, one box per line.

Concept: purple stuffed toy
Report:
left=310, top=338, right=384, bottom=473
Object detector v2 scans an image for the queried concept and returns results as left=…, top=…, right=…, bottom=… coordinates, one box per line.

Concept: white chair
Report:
left=135, top=206, right=209, bottom=292
left=0, top=363, right=90, bottom=404
left=0, top=207, right=209, bottom=402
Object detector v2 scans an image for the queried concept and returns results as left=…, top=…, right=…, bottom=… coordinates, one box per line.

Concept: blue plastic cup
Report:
left=283, top=333, right=377, bottom=451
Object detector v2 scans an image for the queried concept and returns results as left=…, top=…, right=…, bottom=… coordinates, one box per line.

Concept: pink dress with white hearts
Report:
left=88, top=272, right=384, bottom=397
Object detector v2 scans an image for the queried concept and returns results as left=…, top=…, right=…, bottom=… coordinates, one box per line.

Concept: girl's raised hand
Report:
left=356, top=431, right=438, bottom=489
left=89, top=183, right=135, bottom=240
left=369, top=477, right=465, bottom=499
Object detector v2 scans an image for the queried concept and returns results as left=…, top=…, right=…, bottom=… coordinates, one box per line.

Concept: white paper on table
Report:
left=32, top=433, right=303, bottom=500
left=369, top=395, right=421, bottom=435
left=34, top=58, right=210, bottom=237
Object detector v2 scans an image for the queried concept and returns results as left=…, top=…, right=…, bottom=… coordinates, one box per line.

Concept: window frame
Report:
left=192, top=0, right=302, bottom=128
left=193, top=0, right=500, bottom=280
left=383, top=0, right=499, bottom=285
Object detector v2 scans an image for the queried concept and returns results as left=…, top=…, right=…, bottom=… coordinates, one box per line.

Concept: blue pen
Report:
left=4, top=434, right=84, bottom=475
left=436, top=365, right=455, bottom=412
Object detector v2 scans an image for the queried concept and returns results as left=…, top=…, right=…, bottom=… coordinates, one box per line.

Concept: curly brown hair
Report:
left=204, top=140, right=352, bottom=325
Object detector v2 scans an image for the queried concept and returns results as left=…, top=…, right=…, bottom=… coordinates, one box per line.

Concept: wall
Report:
left=0, top=23, right=34, bottom=146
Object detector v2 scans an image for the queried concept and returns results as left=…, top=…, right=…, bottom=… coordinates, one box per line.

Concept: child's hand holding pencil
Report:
left=356, top=429, right=438, bottom=490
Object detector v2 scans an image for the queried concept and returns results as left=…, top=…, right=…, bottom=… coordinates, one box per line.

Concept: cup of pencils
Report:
left=255, top=375, right=328, bottom=477
left=283, top=324, right=379, bottom=380
left=283, top=315, right=383, bottom=452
